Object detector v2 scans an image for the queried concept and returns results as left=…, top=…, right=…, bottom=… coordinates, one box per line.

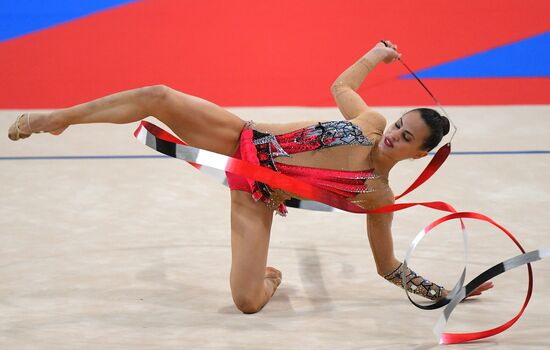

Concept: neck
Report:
left=370, top=143, right=398, bottom=177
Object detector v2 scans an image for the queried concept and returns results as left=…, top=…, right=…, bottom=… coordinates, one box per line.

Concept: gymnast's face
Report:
left=379, top=111, right=430, bottom=161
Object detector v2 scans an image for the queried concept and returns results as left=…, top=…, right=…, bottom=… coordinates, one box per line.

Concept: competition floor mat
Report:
left=1, top=106, right=549, bottom=349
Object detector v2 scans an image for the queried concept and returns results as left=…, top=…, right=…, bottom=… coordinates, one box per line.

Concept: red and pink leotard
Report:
left=227, top=120, right=378, bottom=215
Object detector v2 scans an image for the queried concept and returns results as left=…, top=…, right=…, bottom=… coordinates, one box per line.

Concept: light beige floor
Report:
left=1, top=106, right=549, bottom=350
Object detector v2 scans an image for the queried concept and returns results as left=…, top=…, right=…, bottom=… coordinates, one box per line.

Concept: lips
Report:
left=384, top=137, right=394, bottom=148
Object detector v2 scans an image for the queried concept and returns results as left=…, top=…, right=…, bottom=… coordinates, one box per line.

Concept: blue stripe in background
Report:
left=1, top=151, right=550, bottom=161
left=0, top=155, right=167, bottom=160
left=402, top=31, right=550, bottom=79
left=0, top=0, right=138, bottom=42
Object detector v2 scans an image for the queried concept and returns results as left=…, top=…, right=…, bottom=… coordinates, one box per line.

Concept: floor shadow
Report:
left=297, top=243, right=334, bottom=311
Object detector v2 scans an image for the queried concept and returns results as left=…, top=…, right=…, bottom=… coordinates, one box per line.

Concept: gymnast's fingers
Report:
left=465, top=281, right=495, bottom=299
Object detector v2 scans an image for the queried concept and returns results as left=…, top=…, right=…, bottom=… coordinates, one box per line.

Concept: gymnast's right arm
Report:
left=330, top=41, right=401, bottom=121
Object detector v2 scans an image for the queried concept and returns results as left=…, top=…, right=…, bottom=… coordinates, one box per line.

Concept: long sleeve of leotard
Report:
left=330, top=49, right=385, bottom=94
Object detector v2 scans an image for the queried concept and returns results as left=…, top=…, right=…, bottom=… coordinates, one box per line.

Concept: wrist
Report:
left=383, top=262, right=446, bottom=301
left=363, top=48, right=385, bottom=65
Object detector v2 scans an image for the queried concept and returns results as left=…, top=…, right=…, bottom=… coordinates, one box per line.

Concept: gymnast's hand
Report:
left=372, top=40, right=402, bottom=63
left=440, top=280, right=494, bottom=301
left=464, top=280, right=495, bottom=300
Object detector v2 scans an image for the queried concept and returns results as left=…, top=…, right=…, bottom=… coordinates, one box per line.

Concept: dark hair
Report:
left=408, top=108, right=450, bottom=151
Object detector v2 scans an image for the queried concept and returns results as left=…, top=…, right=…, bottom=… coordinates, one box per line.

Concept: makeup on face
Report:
left=393, top=117, right=416, bottom=144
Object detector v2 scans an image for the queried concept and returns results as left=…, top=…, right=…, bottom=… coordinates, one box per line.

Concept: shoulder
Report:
left=352, top=185, right=394, bottom=211
left=352, top=110, right=387, bottom=134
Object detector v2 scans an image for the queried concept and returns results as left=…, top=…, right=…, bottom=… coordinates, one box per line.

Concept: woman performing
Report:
left=8, top=40, right=492, bottom=314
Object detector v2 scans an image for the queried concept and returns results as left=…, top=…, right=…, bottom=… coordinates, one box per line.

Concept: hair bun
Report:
left=410, top=107, right=450, bottom=151
left=440, top=115, right=450, bottom=136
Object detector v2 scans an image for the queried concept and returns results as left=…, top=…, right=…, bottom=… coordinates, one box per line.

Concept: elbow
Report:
left=330, top=81, right=351, bottom=95
left=329, top=82, right=340, bottom=95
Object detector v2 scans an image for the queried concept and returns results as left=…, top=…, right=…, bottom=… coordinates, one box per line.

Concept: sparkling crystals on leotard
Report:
left=244, top=120, right=256, bottom=130
left=290, top=121, right=373, bottom=150
left=248, top=121, right=377, bottom=215
left=383, top=263, right=445, bottom=301
left=253, top=134, right=289, bottom=158
left=319, top=181, right=376, bottom=194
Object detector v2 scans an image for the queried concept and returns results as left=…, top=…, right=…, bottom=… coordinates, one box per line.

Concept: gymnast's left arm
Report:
left=365, top=195, right=493, bottom=301
left=367, top=214, right=451, bottom=300
left=365, top=192, right=449, bottom=300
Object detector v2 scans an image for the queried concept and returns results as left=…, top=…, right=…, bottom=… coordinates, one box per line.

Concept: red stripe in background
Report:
left=1, top=0, right=549, bottom=108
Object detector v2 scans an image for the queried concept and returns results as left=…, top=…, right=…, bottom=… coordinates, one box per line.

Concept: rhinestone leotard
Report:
left=228, top=120, right=378, bottom=215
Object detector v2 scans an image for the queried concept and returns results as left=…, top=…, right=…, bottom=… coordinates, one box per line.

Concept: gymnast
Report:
left=8, top=40, right=492, bottom=313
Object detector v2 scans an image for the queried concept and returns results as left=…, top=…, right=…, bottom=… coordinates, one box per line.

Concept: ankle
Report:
left=47, top=111, right=68, bottom=130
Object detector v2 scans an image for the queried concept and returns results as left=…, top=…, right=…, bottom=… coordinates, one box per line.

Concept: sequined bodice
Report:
left=261, top=121, right=372, bottom=157
left=248, top=120, right=377, bottom=205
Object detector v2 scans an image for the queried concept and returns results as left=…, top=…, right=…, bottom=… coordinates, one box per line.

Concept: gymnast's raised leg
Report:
left=8, top=85, right=244, bottom=156
left=7, top=85, right=282, bottom=313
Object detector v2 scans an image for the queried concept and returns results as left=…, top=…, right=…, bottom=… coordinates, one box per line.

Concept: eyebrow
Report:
left=399, top=118, right=416, bottom=140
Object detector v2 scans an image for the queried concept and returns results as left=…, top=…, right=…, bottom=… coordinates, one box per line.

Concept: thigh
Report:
left=229, top=190, right=274, bottom=299
left=158, top=87, right=247, bottom=156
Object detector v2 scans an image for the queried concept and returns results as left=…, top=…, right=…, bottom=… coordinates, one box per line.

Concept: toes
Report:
left=265, top=267, right=282, bottom=287
left=8, top=117, right=25, bottom=140
left=8, top=126, right=16, bottom=140
left=7, top=117, right=21, bottom=140
left=265, top=266, right=282, bottom=279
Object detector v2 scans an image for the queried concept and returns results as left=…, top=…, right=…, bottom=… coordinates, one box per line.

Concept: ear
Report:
left=412, top=150, right=428, bottom=159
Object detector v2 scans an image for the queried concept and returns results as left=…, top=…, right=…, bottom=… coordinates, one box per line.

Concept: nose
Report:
left=388, top=130, right=399, bottom=142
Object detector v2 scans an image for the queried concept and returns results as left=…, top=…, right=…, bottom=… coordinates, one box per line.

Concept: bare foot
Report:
left=265, top=266, right=282, bottom=290
left=8, top=112, right=68, bottom=140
